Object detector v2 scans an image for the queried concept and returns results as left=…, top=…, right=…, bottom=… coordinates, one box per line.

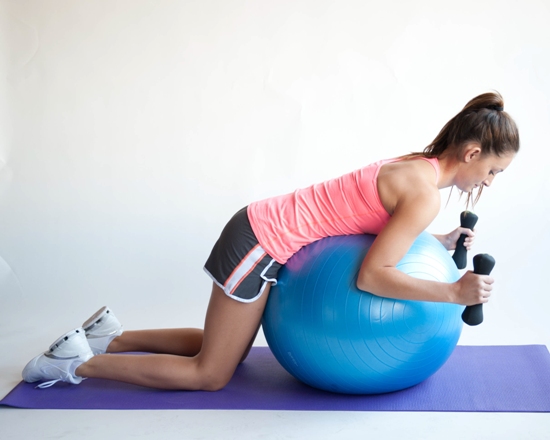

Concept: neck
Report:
left=436, top=156, right=460, bottom=189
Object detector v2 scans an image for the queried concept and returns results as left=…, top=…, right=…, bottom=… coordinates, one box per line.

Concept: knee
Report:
left=197, top=371, right=233, bottom=392
left=188, top=359, right=234, bottom=391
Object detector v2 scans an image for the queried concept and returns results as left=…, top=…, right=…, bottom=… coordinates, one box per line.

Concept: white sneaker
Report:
left=22, top=328, right=94, bottom=388
left=82, top=306, right=123, bottom=355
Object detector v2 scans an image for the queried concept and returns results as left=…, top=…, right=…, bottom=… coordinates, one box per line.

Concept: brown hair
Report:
left=410, top=91, right=520, bottom=206
left=423, top=91, right=519, bottom=159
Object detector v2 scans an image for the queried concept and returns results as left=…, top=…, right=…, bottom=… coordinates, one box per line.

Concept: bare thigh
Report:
left=193, top=282, right=272, bottom=388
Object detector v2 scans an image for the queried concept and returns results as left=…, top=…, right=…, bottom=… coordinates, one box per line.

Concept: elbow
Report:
left=356, top=270, right=375, bottom=294
left=356, top=276, right=367, bottom=292
left=356, top=264, right=393, bottom=296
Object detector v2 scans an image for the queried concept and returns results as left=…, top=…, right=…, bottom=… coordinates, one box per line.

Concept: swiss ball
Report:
left=262, top=231, right=463, bottom=394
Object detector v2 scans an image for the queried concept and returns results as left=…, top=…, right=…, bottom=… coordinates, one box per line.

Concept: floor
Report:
left=1, top=301, right=549, bottom=440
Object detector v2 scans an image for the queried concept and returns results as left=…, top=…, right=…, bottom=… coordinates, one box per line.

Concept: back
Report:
left=248, top=157, right=438, bottom=264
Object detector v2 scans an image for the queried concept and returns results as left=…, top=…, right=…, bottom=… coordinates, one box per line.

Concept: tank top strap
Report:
left=381, top=156, right=440, bottom=184
left=417, top=157, right=440, bottom=184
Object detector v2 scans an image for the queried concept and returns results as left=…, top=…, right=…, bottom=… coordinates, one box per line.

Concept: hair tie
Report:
left=487, top=105, right=504, bottom=111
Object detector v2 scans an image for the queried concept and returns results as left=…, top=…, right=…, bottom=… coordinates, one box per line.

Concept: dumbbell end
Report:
left=462, top=304, right=484, bottom=326
left=460, top=211, right=479, bottom=230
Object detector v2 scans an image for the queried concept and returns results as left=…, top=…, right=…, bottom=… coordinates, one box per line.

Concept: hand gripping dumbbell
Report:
left=452, top=211, right=478, bottom=270
left=461, top=253, right=496, bottom=326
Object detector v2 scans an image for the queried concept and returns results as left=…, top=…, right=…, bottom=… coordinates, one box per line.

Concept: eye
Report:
left=489, top=170, right=495, bottom=176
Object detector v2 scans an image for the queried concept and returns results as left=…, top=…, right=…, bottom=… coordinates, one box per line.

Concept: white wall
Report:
left=1, top=0, right=549, bottom=347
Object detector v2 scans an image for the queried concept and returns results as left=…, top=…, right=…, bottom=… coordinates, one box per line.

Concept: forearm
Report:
left=431, top=233, right=451, bottom=249
left=357, top=267, right=458, bottom=303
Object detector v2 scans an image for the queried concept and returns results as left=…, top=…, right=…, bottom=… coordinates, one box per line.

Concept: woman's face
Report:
left=456, top=146, right=515, bottom=193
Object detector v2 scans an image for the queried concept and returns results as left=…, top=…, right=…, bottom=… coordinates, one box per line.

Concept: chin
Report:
left=463, top=183, right=480, bottom=192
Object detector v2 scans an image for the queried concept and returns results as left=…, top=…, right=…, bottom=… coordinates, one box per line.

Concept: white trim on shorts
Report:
left=203, top=244, right=279, bottom=304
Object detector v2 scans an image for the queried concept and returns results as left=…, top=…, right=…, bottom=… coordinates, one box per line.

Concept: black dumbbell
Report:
left=452, top=211, right=478, bottom=270
left=461, top=253, right=496, bottom=326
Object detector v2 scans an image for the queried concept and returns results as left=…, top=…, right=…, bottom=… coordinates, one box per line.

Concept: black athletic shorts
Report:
left=204, top=207, right=282, bottom=303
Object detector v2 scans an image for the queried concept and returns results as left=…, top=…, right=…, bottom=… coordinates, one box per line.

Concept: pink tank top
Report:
left=248, top=157, right=440, bottom=264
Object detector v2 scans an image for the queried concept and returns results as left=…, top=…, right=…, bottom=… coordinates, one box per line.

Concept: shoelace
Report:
left=35, top=377, right=87, bottom=389
left=35, top=379, right=61, bottom=389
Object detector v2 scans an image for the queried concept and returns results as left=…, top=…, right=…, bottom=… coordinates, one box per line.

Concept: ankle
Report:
left=104, top=335, right=122, bottom=353
left=74, top=359, right=90, bottom=377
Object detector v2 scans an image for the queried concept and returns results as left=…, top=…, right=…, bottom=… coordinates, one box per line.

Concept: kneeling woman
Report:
left=23, top=92, right=519, bottom=390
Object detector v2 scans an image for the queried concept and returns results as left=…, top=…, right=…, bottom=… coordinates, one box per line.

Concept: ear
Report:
left=462, top=143, right=482, bottom=163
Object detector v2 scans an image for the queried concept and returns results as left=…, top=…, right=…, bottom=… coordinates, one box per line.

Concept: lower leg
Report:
left=107, top=328, right=203, bottom=357
left=77, top=353, right=207, bottom=390
left=77, top=283, right=271, bottom=390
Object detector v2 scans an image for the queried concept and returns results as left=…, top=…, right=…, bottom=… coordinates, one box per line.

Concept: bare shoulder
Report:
left=377, top=158, right=440, bottom=216
left=368, top=159, right=441, bottom=269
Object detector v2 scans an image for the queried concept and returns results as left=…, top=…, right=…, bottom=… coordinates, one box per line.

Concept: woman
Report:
left=23, top=91, right=519, bottom=390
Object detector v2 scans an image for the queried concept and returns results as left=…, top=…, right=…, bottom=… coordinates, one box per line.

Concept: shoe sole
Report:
left=82, top=306, right=110, bottom=332
left=48, top=328, right=86, bottom=353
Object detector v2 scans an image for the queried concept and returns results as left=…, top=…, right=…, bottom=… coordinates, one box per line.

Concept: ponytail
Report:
left=423, top=91, right=520, bottom=159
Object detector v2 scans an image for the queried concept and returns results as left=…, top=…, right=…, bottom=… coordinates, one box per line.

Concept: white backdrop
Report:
left=1, top=0, right=549, bottom=351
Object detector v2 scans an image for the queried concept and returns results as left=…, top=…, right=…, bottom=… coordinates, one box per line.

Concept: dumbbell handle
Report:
left=461, top=253, right=496, bottom=326
left=452, top=211, right=478, bottom=270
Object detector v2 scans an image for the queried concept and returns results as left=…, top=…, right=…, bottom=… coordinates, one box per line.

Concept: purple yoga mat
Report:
left=1, top=345, right=550, bottom=412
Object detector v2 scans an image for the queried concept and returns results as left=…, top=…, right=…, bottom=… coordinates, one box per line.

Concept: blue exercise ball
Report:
left=262, top=232, right=463, bottom=394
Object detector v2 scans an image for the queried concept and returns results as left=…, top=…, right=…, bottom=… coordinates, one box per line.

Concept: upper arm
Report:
left=357, top=185, right=440, bottom=290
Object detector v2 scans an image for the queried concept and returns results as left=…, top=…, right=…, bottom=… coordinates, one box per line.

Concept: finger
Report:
left=460, top=228, right=475, bottom=237
left=479, top=290, right=491, bottom=302
left=460, top=235, right=474, bottom=250
left=478, top=275, right=494, bottom=284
